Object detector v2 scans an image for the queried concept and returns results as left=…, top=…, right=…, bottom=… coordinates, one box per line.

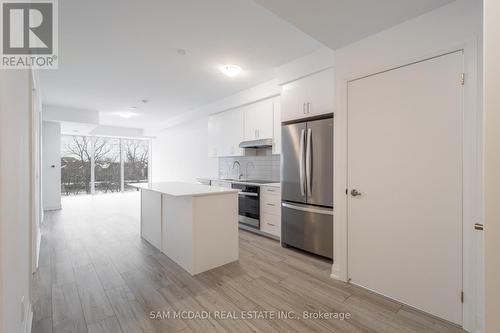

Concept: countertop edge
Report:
left=129, top=182, right=239, bottom=197
left=200, top=178, right=281, bottom=188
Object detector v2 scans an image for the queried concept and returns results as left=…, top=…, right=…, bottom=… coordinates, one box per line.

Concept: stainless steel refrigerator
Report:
left=281, top=116, right=333, bottom=259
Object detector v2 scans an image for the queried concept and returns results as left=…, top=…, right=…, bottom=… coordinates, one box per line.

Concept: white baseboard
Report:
left=330, top=265, right=347, bottom=282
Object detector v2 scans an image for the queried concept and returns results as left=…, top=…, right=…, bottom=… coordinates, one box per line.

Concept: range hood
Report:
left=239, top=138, right=273, bottom=149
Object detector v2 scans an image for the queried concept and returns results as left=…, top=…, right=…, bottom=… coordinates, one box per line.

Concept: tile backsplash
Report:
left=218, top=148, right=280, bottom=181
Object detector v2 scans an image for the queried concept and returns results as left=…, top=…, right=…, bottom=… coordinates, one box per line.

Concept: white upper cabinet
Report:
left=243, top=98, right=274, bottom=141
left=207, top=108, right=244, bottom=157
left=208, top=96, right=282, bottom=157
left=272, top=97, right=281, bottom=155
left=207, top=114, right=220, bottom=157
left=281, top=67, right=335, bottom=122
left=221, top=108, right=244, bottom=156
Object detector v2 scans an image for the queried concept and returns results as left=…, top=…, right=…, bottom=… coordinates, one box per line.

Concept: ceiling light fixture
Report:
left=219, top=64, right=242, bottom=78
left=112, top=111, right=140, bottom=119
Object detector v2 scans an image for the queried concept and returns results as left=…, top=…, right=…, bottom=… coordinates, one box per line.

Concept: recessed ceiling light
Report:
left=219, top=64, right=242, bottom=78
left=128, top=106, right=137, bottom=110
left=112, top=111, right=140, bottom=119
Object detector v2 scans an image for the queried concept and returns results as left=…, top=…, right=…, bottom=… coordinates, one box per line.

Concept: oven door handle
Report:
left=238, top=191, right=258, bottom=197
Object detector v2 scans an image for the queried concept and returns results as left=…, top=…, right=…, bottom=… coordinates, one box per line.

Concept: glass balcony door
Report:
left=94, top=137, right=121, bottom=194
left=61, top=135, right=150, bottom=196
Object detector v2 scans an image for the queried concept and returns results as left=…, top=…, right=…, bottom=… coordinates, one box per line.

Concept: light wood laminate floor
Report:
left=32, top=192, right=465, bottom=333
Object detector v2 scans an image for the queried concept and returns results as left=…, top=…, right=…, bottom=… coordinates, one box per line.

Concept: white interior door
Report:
left=347, top=51, right=463, bottom=325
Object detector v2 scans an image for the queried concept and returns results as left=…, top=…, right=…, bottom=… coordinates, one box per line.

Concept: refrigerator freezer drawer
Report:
left=281, top=202, right=333, bottom=259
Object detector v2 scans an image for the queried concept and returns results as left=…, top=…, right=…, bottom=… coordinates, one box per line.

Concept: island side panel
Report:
left=140, top=189, right=162, bottom=249
left=162, top=194, right=194, bottom=274
left=192, top=192, right=239, bottom=275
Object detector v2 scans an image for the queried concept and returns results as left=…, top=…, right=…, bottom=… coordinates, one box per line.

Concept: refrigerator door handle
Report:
left=306, top=128, right=312, bottom=196
left=299, top=129, right=305, bottom=196
left=282, top=203, right=334, bottom=216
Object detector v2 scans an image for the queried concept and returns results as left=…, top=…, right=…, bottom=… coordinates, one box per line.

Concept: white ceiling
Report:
left=42, top=0, right=454, bottom=129
left=40, top=0, right=323, bottom=129
left=254, top=0, right=454, bottom=50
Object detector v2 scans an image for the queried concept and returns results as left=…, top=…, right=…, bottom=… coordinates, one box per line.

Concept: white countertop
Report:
left=199, top=178, right=281, bottom=188
left=129, top=182, right=239, bottom=197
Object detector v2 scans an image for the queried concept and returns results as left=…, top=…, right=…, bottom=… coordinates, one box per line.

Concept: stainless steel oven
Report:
left=231, top=183, right=260, bottom=229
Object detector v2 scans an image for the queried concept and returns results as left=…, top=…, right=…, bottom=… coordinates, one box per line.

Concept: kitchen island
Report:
left=130, top=182, right=239, bottom=275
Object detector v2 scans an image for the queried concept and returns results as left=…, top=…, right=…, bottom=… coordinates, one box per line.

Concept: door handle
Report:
left=306, top=128, right=312, bottom=196
left=474, top=223, right=484, bottom=231
left=282, top=202, right=333, bottom=215
left=350, top=189, right=362, bottom=197
left=299, top=129, right=305, bottom=196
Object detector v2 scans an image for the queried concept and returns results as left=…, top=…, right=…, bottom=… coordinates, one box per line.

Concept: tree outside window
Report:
left=61, top=135, right=150, bottom=195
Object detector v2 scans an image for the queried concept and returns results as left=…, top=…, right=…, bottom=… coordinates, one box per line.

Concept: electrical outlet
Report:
left=20, top=296, right=25, bottom=322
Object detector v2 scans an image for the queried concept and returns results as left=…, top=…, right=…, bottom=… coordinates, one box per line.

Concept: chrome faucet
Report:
left=232, top=161, right=243, bottom=179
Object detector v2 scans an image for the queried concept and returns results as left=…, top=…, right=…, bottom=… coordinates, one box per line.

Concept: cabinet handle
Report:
left=267, top=222, right=275, bottom=226
left=303, top=103, right=306, bottom=114
left=266, top=203, right=275, bottom=206
left=307, top=102, right=311, bottom=113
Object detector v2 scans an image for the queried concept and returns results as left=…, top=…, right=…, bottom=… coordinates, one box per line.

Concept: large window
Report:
left=61, top=136, right=92, bottom=195
left=94, top=137, right=121, bottom=194
left=123, top=139, right=149, bottom=191
left=61, top=135, right=150, bottom=196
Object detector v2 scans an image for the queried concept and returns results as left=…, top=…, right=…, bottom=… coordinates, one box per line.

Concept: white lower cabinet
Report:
left=261, top=213, right=280, bottom=237
left=260, top=185, right=281, bottom=238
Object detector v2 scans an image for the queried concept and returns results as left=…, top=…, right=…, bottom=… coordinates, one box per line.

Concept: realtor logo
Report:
left=1, top=0, right=58, bottom=69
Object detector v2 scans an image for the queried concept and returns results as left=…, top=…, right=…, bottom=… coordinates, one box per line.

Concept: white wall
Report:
left=152, top=116, right=218, bottom=182
left=43, top=104, right=99, bottom=124
left=484, top=0, right=500, bottom=331
left=0, top=70, right=33, bottom=333
left=276, top=47, right=335, bottom=85
left=332, top=0, right=483, bottom=331
left=89, top=125, right=144, bottom=138
left=42, top=121, right=62, bottom=210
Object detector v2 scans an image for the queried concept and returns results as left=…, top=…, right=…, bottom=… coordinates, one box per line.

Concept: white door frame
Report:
left=29, top=68, right=42, bottom=275
left=332, top=38, right=482, bottom=332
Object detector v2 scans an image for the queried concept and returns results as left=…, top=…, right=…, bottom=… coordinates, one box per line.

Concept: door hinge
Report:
left=474, top=223, right=484, bottom=231
left=460, top=73, right=465, bottom=85
left=345, top=188, right=348, bottom=195
left=461, top=291, right=464, bottom=303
